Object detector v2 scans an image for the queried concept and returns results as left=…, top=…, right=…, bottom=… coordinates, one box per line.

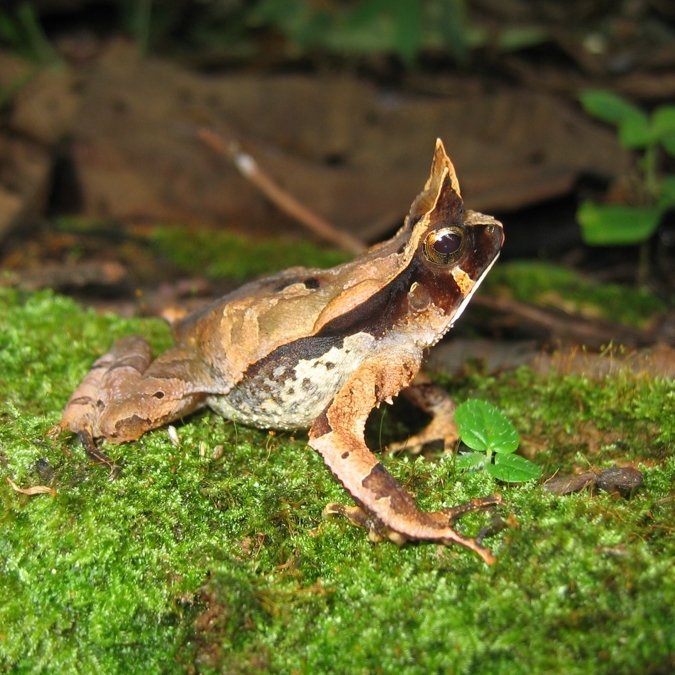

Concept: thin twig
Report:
left=198, top=128, right=365, bottom=254
left=474, top=294, right=655, bottom=349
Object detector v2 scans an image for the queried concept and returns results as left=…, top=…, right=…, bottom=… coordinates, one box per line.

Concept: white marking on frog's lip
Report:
left=451, top=267, right=475, bottom=296
left=449, top=253, right=500, bottom=329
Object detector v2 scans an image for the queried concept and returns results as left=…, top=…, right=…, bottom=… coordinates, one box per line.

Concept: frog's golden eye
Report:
left=423, top=227, right=465, bottom=266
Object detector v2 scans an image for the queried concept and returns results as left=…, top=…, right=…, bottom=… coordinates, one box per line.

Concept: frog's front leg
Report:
left=51, top=336, right=208, bottom=469
left=308, top=357, right=501, bottom=564
left=388, top=372, right=459, bottom=455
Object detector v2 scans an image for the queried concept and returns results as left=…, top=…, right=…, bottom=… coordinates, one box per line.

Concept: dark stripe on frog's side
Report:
left=316, top=264, right=421, bottom=339
left=239, top=335, right=345, bottom=380
left=315, top=257, right=461, bottom=340
left=222, top=334, right=351, bottom=427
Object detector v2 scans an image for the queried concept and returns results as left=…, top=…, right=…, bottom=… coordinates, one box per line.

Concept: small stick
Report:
left=198, top=128, right=365, bottom=254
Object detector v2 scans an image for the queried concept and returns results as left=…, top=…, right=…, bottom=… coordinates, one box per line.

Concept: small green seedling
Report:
left=454, top=399, right=539, bottom=483
left=577, top=90, right=675, bottom=248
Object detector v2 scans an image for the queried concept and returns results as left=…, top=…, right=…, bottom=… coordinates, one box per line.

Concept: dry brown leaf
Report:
left=6, top=476, right=55, bottom=496
left=69, top=39, right=629, bottom=240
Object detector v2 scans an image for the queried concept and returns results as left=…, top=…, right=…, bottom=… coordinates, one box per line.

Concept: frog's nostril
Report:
left=487, top=224, right=505, bottom=246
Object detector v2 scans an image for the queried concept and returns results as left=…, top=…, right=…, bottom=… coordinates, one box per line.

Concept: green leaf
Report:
left=487, top=454, right=541, bottom=483
left=652, top=106, right=675, bottom=139
left=454, top=399, right=520, bottom=454
left=347, top=0, right=389, bottom=26
left=579, top=90, right=645, bottom=127
left=578, top=89, right=653, bottom=147
left=391, top=0, right=423, bottom=65
left=662, top=135, right=675, bottom=158
left=658, top=176, right=675, bottom=209
left=577, top=201, right=662, bottom=245
left=438, top=0, right=469, bottom=64
left=619, top=114, right=655, bottom=148
left=455, top=452, right=485, bottom=470
left=496, top=25, right=548, bottom=51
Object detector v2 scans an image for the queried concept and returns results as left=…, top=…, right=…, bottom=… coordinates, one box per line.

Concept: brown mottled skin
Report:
left=51, top=139, right=504, bottom=564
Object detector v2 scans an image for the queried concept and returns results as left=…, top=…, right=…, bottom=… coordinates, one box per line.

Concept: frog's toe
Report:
left=388, top=420, right=459, bottom=455
left=76, top=431, right=120, bottom=480
left=323, top=502, right=408, bottom=544
left=442, top=493, right=503, bottom=524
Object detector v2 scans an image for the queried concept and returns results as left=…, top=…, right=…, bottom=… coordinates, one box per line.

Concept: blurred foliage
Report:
left=0, top=1, right=551, bottom=67
left=252, top=0, right=468, bottom=66
left=115, top=0, right=548, bottom=66
left=248, top=0, right=546, bottom=65
left=577, top=91, right=675, bottom=247
left=150, top=226, right=352, bottom=281
left=121, top=0, right=153, bottom=54
left=120, top=0, right=255, bottom=58
left=484, top=261, right=667, bottom=329
left=0, top=1, right=55, bottom=63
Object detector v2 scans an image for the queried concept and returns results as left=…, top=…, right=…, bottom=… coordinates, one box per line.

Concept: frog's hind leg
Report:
left=308, top=357, right=501, bottom=564
left=51, top=336, right=207, bottom=471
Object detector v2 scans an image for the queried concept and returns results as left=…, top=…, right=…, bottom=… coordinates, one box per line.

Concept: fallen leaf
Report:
left=6, top=476, right=55, bottom=496
left=69, top=39, right=629, bottom=240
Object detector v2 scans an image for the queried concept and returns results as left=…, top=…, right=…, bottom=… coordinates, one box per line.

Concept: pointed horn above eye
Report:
left=425, top=138, right=461, bottom=198
left=406, top=139, right=463, bottom=226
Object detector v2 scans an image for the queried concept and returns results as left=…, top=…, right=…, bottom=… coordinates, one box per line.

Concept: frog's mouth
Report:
left=448, top=251, right=500, bottom=331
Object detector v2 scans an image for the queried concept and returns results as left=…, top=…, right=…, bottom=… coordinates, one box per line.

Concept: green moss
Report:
left=150, top=227, right=352, bottom=281
left=1, top=288, right=674, bottom=674
left=483, top=261, right=668, bottom=328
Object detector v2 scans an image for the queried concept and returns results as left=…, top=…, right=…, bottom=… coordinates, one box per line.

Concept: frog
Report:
left=51, top=139, right=505, bottom=564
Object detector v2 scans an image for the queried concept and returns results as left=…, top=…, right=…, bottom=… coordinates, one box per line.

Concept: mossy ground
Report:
left=1, top=287, right=674, bottom=674
left=483, top=260, right=667, bottom=328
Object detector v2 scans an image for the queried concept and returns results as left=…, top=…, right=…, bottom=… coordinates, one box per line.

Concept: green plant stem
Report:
left=643, top=144, right=658, bottom=202
left=134, top=0, right=152, bottom=54
left=639, top=144, right=658, bottom=284
left=17, top=2, right=55, bottom=63
left=637, top=240, right=650, bottom=288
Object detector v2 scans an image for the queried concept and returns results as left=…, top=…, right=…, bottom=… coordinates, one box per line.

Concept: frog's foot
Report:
left=322, top=502, right=407, bottom=545
left=77, top=431, right=121, bottom=480
left=323, top=495, right=502, bottom=553
left=388, top=375, right=459, bottom=455
left=49, top=422, right=121, bottom=479
left=310, top=359, right=502, bottom=564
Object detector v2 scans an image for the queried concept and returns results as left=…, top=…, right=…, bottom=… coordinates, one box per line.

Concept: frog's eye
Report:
left=423, top=227, right=465, bottom=266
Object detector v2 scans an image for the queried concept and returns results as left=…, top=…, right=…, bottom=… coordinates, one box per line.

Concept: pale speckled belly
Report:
left=206, top=332, right=376, bottom=430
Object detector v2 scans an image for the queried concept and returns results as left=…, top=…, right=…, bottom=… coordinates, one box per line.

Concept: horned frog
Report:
left=52, top=139, right=504, bottom=563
